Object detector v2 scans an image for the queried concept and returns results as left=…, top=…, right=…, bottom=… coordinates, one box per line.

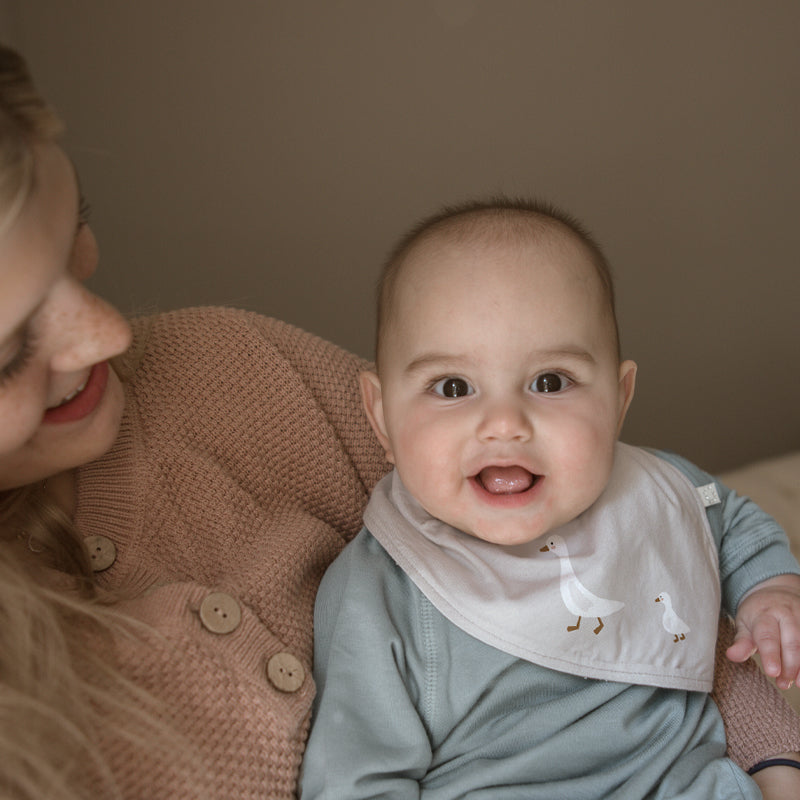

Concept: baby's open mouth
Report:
left=476, top=466, right=537, bottom=495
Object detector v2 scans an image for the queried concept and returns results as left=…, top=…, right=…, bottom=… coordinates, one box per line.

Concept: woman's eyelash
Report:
left=78, top=195, right=92, bottom=226
left=0, top=330, right=36, bottom=387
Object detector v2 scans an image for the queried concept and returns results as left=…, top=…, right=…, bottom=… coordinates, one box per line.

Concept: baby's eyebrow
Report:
left=531, top=347, right=597, bottom=365
left=402, top=346, right=598, bottom=378
left=404, top=352, right=470, bottom=375
left=405, top=347, right=596, bottom=374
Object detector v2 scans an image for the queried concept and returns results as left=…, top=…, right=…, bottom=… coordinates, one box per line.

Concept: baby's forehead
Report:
left=377, top=207, right=620, bottom=366
left=398, top=222, right=599, bottom=290
left=414, top=213, right=564, bottom=254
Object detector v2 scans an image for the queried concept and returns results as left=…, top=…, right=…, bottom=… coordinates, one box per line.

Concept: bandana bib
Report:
left=364, top=444, right=720, bottom=691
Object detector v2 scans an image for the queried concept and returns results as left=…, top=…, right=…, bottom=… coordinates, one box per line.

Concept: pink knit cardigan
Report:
left=72, top=307, right=799, bottom=798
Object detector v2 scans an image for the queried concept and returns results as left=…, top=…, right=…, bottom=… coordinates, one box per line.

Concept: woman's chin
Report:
left=0, top=369, right=126, bottom=491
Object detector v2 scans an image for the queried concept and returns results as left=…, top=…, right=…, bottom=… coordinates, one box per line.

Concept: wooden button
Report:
left=199, top=592, right=242, bottom=634
left=267, top=652, right=305, bottom=693
left=84, top=535, right=117, bottom=572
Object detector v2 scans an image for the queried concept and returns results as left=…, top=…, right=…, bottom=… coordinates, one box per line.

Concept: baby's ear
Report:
left=616, top=359, right=637, bottom=435
left=359, top=371, right=395, bottom=464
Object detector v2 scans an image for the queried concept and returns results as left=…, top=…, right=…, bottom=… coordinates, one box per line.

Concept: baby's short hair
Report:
left=375, top=197, right=620, bottom=366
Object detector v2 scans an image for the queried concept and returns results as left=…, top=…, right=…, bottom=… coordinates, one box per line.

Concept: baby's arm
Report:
left=728, top=573, right=800, bottom=690
left=300, top=532, right=431, bottom=799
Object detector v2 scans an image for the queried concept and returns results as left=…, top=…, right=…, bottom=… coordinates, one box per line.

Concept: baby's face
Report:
left=362, top=233, right=636, bottom=546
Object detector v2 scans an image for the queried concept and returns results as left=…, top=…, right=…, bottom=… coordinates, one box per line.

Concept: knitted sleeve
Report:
left=712, top=617, right=800, bottom=769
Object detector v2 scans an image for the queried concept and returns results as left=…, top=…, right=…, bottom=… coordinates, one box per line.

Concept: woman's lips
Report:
left=43, top=361, right=110, bottom=424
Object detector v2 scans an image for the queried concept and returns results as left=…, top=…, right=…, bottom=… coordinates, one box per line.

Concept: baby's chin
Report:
left=465, top=523, right=550, bottom=547
left=452, top=508, right=553, bottom=547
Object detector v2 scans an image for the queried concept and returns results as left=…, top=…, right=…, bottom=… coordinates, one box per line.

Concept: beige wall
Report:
left=7, top=0, right=799, bottom=472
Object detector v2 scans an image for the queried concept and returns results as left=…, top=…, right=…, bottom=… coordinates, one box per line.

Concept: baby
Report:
left=300, top=199, right=800, bottom=799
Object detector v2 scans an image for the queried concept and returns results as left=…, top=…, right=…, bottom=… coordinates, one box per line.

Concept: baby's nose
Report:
left=476, top=399, right=533, bottom=442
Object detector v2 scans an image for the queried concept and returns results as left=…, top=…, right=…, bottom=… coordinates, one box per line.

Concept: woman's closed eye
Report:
left=530, top=372, right=573, bottom=394
left=430, top=376, right=474, bottom=398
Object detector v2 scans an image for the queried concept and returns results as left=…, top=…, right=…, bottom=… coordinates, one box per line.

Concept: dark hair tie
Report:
left=747, top=757, right=800, bottom=775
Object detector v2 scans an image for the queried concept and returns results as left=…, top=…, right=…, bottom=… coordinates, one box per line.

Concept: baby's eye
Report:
left=431, top=377, right=474, bottom=398
left=530, top=372, right=572, bottom=394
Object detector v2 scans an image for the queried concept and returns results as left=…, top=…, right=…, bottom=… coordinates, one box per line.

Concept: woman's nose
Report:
left=476, top=398, right=533, bottom=442
left=45, top=279, right=132, bottom=373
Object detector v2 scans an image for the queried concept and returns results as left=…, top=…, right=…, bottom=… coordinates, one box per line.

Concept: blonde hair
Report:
left=0, top=44, right=62, bottom=237
left=0, top=44, right=191, bottom=799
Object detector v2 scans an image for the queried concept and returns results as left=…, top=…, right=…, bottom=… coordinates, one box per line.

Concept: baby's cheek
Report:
left=557, top=437, right=615, bottom=503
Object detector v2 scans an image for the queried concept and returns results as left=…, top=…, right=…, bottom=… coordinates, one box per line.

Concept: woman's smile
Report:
left=43, top=360, right=110, bottom=424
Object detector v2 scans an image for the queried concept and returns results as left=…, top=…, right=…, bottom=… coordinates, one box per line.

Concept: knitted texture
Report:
left=67, top=307, right=797, bottom=797
left=75, top=308, right=388, bottom=799
left=712, top=617, right=800, bottom=768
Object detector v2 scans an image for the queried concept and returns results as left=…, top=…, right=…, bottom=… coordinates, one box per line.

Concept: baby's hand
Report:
left=727, top=574, right=800, bottom=690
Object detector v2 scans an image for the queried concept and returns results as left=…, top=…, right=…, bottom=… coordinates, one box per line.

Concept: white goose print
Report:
left=655, top=592, right=690, bottom=642
left=540, top=533, right=625, bottom=635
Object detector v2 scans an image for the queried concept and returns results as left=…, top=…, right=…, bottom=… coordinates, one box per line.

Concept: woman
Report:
left=0, top=43, right=798, bottom=799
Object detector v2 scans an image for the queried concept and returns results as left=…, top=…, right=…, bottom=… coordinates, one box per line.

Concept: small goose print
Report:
left=540, top=534, right=625, bottom=635
left=655, top=592, right=689, bottom=642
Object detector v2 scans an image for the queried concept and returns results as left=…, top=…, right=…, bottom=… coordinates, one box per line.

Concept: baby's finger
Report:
left=751, top=617, right=782, bottom=679
left=776, top=623, right=800, bottom=689
left=725, top=630, right=757, bottom=664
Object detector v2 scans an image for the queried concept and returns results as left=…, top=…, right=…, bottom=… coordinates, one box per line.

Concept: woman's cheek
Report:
left=0, top=388, right=47, bottom=457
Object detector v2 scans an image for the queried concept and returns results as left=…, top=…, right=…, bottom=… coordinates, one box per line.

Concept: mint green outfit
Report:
left=300, top=450, right=799, bottom=799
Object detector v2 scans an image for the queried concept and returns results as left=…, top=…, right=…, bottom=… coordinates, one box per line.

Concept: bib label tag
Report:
left=698, top=483, right=721, bottom=508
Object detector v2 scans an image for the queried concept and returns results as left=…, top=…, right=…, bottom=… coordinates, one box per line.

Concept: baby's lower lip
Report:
left=42, top=362, right=109, bottom=424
